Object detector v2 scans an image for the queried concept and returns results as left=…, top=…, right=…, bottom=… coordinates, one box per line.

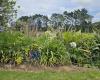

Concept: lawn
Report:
left=0, top=70, right=100, bottom=80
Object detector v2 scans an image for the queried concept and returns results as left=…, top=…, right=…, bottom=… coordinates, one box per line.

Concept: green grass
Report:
left=0, top=70, right=100, bottom=80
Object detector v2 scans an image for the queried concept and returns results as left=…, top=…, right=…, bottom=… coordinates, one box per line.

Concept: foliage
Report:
left=63, top=31, right=95, bottom=43
left=91, top=29, right=100, bottom=68
left=0, top=0, right=17, bottom=28
left=0, top=30, right=100, bottom=68
left=0, top=31, right=32, bottom=64
left=62, top=31, right=100, bottom=67
left=34, top=31, right=70, bottom=66
left=15, top=14, right=49, bottom=32
left=92, top=21, right=100, bottom=30
left=16, top=8, right=93, bottom=32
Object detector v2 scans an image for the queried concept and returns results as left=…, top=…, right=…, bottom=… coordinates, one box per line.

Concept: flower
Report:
left=70, top=42, right=77, bottom=48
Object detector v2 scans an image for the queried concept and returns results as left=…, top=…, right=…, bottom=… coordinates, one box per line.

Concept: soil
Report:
left=0, top=64, right=99, bottom=72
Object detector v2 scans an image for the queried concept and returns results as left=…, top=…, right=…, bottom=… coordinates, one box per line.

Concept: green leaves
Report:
left=34, top=31, right=70, bottom=66
left=62, top=31, right=98, bottom=67
left=0, top=0, right=16, bottom=27
left=0, top=31, right=33, bottom=64
left=0, top=30, right=100, bottom=68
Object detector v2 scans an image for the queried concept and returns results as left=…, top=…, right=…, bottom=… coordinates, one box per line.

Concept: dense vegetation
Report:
left=0, top=30, right=100, bottom=68
left=0, top=31, right=33, bottom=65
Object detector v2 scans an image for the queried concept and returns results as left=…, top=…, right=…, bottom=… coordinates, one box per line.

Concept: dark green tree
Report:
left=18, top=16, right=30, bottom=22
left=74, top=8, right=93, bottom=32
left=63, top=8, right=93, bottom=32
left=32, top=14, right=49, bottom=31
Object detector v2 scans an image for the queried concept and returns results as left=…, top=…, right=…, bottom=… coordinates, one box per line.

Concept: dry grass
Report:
left=0, top=64, right=99, bottom=73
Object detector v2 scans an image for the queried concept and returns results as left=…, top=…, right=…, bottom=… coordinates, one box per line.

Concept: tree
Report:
left=73, top=8, right=93, bottom=32
left=92, top=21, right=100, bottom=30
left=63, top=8, right=93, bottom=32
left=0, top=0, right=17, bottom=28
left=32, top=14, right=49, bottom=31
left=17, top=14, right=49, bottom=31
left=63, top=11, right=75, bottom=31
left=14, top=16, right=29, bottom=31
left=50, top=13, right=64, bottom=29
left=18, top=16, right=30, bottom=22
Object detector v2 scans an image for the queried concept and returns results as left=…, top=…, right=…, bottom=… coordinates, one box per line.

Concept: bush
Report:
left=0, top=30, right=100, bottom=68
left=33, top=31, right=99, bottom=67
left=0, top=31, right=33, bottom=64
left=62, top=31, right=97, bottom=67
left=91, top=29, right=100, bottom=68
left=34, top=31, right=70, bottom=66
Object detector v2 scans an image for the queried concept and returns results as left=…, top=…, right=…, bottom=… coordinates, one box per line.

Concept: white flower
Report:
left=70, top=42, right=77, bottom=48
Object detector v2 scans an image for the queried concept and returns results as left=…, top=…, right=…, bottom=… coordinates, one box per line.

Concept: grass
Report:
left=0, top=70, right=100, bottom=80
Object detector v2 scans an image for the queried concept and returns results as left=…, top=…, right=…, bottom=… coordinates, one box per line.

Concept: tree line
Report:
left=15, top=8, right=93, bottom=32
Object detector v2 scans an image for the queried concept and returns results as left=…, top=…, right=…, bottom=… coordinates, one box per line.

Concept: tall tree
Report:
left=32, top=14, right=49, bottom=31
left=50, top=13, right=64, bottom=29
left=73, top=8, right=93, bottom=32
left=63, top=8, right=93, bottom=32
left=18, top=16, right=30, bottom=22
left=63, top=11, right=76, bottom=31
left=0, top=0, right=17, bottom=28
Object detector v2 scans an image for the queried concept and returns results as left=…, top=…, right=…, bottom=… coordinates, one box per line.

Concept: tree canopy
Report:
left=16, top=8, right=93, bottom=32
left=0, top=0, right=17, bottom=28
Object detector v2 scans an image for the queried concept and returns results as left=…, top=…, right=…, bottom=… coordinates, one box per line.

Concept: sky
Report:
left=16, top=0, right=100, bottom=22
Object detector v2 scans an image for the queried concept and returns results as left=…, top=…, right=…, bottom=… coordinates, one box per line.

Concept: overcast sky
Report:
left=17, top=0, right=100, bottom=22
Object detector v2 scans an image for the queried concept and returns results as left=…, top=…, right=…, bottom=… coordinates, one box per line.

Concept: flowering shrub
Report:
left=62, top=31, right=100, bottom=67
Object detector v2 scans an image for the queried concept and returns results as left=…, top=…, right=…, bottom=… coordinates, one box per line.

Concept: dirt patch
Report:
left=0, top=65, right=99, bottom=72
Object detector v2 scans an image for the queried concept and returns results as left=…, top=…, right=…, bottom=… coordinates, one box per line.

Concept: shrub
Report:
left=34, top=31, right=71, bottom=66
left=62, top=31, right=97, bottom=67
left=0, top=30, right=100, bottom=68
left=91, top=29, right=100, bottom=68
left=0, top=31, right=33, bottom=64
